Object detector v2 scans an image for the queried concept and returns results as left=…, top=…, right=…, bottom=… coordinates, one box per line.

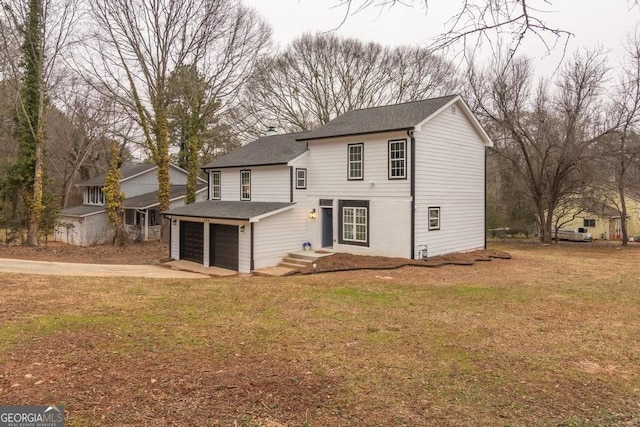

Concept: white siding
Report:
left=120, top=165, right=190, bottom=198
left=239, top=225, right=251, bottom=273
left=170, top=219, right=180, bottom=259
left=307, top=132, right=412, bottom=198
left=253, top=206, right=308, bottom=269
left=414, top=101, right=487, bottom=257
left=83, top=213, right=113, bottom=246
left=55, top=217, right=83, bottom=245
left=217, top=165, right=291, bottom=202
left=303, top=131, right=413, bottom=258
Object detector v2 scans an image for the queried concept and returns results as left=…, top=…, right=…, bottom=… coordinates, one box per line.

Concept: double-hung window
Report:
left=296, top=168, right=307, bottom=189
left=388, top=139, right=407, bottom=179
left=348, top=143, right=364, bottom=180
left=240, top=170, right=251, bottom=200
left=338, top=200, right=369, bottom=246
left=86, top=186, right=104, bottom=205
left=583, top=218, right=596, bottom=227
left=210, top=171, right=221, bottom=200
left=428, top=207, right=441, bottom=230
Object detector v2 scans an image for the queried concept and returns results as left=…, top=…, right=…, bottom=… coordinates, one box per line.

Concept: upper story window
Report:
left=240, top=170, right=251, bottom=200
left=388, top=139, right=407, bottom=179
left=85, top=186, right=105, bottom=205
left=348, top=143, right=364, bottom=180
left=210, top=171, right=221, bottom=200
left=296, top=168, right=307, bottom=189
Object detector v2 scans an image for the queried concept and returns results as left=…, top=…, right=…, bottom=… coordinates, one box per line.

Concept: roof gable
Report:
left=77, top=163, right=199, bottom=187
left=203, top=132, right=309, bottom=169
left=298, top=95, right=459, bottom=141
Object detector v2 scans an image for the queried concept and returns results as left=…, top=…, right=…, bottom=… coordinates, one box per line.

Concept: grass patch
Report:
left=1, top=243, right=640, bottom=426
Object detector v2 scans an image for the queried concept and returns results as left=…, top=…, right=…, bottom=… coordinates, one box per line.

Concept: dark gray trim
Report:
left=300, top=127, right=414, bottom=142
left=289, top=167, right=294, bottom=202
left=409, top=131, right=416, bottom=259
left=388, top=138, right=408, bottom=180
left=202, top=162, right=288, bottom=171
left=319, top=199, right=333, bottom=207
left=338, top=200, right=370, bottom=247
left=347, top=143, right=364, bottom=181
left=240, top=169, right=251, bottom=201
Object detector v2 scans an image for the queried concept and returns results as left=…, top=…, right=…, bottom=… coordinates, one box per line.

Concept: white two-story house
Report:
left=163, top=95, right=493, bottom=273
left=55, top=163, right=206, bottom=246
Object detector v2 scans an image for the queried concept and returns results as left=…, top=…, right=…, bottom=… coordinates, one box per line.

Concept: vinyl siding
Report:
left=414, top=103, right=487, bottom=257
left=217, top=165, right=290, bottom=202
left=304, top=131, right=412, bottom=257
left=253, top=206, right=308, bottom=269
left=306, top=131, right=412, bottom=198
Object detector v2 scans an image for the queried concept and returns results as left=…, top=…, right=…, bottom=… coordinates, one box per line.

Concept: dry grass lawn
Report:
left=1, top=241, right=639, bottom=426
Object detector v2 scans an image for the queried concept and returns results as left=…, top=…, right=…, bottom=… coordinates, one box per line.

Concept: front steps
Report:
left=278, top=252, right=318, bottom=269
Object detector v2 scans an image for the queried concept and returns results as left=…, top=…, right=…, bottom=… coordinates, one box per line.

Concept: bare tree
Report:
left=468, top=49, right=616, bottom=243
left=0, top=0, right=79, bottom=245
left=601, top=30, right=640, bottom=245
left=83, top=0, right=270, bottom=230
left=334, top=1, right=638, bottom=60
left=235, top=33, right=458, bottom=138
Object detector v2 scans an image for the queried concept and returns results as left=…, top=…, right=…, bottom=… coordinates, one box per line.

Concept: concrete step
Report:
left=288, top=252, right=320, bottom=262
left=279, top=257, right=311, bottom=268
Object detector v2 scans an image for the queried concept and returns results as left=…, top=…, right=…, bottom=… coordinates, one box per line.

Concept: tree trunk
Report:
left=618, top=182, right=628, bottom=246
left=186, top=134, right=199, bottom=204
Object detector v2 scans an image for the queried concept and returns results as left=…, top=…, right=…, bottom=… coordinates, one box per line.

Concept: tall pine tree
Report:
left=12, top=0, right=46, bottom=246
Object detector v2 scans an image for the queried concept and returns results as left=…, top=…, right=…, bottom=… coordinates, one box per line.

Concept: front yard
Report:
left=1, top=242, right=639, bottom=426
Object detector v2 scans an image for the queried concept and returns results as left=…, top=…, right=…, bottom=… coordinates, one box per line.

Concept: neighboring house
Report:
left=163, top=95, right=494, bottom=273
left=55, top=163, right=207, bottom=246
left=554, top=189, right=640, bottom=240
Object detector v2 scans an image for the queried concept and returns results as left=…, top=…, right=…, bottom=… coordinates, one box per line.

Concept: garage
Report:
left=210, top=224, right=239, bottom=270
left=180, top=221, right=204, bottom=263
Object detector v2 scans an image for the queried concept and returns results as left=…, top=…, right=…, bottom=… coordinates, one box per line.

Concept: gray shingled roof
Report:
left=203, top=132, right=309, bottom=169
left=78, top=163, right=157, bottom=187
left=59, top=205, right=106, bottom=218
left=162, top=200, right=294, bottom=221
left=298, top=95, right=459, bottom=141
left=125, top=184, right=207, bottom=209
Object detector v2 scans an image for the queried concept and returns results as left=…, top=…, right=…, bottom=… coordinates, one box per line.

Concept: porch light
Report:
left=309, top=209, right=317, bottom=220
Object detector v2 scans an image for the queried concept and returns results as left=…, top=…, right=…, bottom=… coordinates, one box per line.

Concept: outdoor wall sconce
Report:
left=240, top=225, right=245, bottom=232
left=309, top=209, right=317, bottom=220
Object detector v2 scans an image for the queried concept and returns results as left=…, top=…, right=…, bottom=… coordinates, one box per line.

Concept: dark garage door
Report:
left=210, top=224, right=239, bottom=270
left=180, top=221, right=204, bottom=263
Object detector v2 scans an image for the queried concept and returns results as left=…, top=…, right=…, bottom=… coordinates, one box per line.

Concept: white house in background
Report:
left=163, top=95, right=493, bottom=273
left=55, top=163, right=207, bottom=246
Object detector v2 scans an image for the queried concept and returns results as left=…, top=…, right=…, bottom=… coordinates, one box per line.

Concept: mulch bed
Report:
left=297, top=249, right=511, bottom=274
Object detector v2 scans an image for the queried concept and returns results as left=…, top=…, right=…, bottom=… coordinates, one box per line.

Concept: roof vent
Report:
left=266, top=126, right=277, bottom=136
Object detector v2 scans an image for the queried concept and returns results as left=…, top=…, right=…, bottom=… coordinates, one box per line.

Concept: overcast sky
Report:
left=242, top=0, right=640, bottom=76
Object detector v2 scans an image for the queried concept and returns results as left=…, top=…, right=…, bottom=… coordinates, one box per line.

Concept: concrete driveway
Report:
left=0, top=258, right=209, bottom=279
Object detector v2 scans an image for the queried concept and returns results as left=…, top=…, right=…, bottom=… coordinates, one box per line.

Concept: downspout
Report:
left=484, top=147, right=488, bottom=249
left=408, top=129, right=416, bottom=259
left=289, top=167, right=294, bottom=202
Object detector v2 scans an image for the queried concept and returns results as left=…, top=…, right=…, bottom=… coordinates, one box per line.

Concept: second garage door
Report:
left=210, top=224, right=239, bottom=270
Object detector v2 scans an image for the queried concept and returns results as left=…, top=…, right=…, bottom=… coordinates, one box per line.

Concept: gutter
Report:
left=408, top=129, right=416, bottom=259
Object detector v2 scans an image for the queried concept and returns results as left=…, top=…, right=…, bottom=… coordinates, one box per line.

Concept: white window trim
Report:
left=348, top=143, right=364, bottom=180
left=240, top=170, right=251, bottom=201
left=210, top=171, right=221, bottom=200
left=428, top=207, right=440, bottom=231
left=343, top=206, right=368, bottom=243
left=85, top=186, right=105, bottom=205
left=388, top=139, right=407, bottom=179
left=296, top=168, right=307, bottom=189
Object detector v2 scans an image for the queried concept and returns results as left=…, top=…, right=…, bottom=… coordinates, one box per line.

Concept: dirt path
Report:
left=0, top=258, right=209, bottom=279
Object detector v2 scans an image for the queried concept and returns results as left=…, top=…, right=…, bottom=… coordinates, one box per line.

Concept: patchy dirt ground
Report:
left=0, top=240, right=169, bottom=265
left=0, top=240, right=510, bottom=274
